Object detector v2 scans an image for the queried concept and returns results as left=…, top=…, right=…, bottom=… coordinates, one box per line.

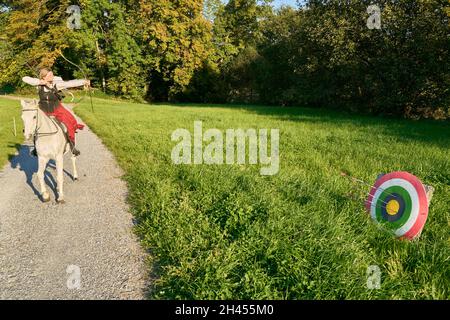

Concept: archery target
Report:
left=365, top=172, right=429, bottom=240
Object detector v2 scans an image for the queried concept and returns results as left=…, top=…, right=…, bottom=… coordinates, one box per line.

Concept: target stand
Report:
left=365, top=171, right=433, bottom=240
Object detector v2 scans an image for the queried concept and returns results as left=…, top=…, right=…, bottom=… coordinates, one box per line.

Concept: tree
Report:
left=131, top=0, right=213, bottom=101
left=1, top=0, right=448, bottom=118
left=0, top=0, right=72, bottom=86
left=253, top=0, right=450, bottom=117
left=204, top=0, right=274, bottom=103
left=255, top=6, right=304, bottom=105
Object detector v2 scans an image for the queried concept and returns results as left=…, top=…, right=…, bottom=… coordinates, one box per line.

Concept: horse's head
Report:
left=21, top=99, right=39, bottom=141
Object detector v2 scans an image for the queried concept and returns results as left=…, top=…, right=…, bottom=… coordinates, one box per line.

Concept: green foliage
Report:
left=76, top=97, right=450, bottom=299
left=102, top=1, right=145, bottom=100
left=223, top=45, right=260, bottom=103
left=179, top=61, right=226, bottom=103
left=132, top=0, right=213, bottom=101
left=0, top=0, right=72, bottom=85
left=1, top=0, right=449, bottom=117
left=253, top=6, right=303, bottom=105
left=57, top=0, right=145, bottom=100
left=1, top=0, right=146, bottom=100
left=215, top=0, right=272, bottom=49
left=184, top=0, right=274, bottom=104
left=249, top=0, right=450, bottom=118
left=188, top=0, right=450, bottom=118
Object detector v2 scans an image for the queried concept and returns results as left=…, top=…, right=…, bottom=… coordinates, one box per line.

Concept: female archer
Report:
left=22, top=68, right=90, bottom=157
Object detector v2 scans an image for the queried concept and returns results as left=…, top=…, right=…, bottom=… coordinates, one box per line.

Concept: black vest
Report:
left=38, top=85, right=63, bottom=113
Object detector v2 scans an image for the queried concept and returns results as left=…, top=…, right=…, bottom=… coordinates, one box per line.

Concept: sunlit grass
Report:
left=70, top=98, right=448, bottom=299
left=0, top=98, right=23, bottom=167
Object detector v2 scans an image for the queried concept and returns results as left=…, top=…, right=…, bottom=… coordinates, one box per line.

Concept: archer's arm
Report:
left=22, top=76, right=41, bottom=86
left=55, top=79, right=87, bottom=90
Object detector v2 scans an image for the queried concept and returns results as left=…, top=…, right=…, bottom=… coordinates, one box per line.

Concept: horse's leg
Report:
left=71, top=155, right=78, bottom=181
left=37, top=156, right=50, bottom=202
left=56, top=154, right=65, bottom=204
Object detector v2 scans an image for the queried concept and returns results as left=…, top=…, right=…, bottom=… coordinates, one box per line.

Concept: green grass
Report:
left=0, top=96, right=430, bottom=299
left=0, top=98, right=24, bottom=167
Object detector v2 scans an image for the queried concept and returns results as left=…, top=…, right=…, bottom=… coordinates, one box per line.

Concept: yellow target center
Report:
left=386, top=200, right=400, bottom=216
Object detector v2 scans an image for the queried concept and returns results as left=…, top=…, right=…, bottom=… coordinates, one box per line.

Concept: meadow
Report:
left=74, top=98, right=450, bottom=299
left=0, top=98, right=23, bottom=167
left=1, top=96, right=449, bottom=299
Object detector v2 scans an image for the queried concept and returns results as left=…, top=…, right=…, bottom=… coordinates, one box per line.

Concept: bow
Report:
left=58, top=50, right=94, bottom=113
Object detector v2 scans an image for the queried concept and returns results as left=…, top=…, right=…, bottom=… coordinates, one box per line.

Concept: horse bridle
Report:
left=22, top=108, right=60, bottom=138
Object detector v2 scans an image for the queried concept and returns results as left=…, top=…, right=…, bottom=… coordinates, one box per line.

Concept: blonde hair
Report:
left=39, top=68, right=52, bottom=80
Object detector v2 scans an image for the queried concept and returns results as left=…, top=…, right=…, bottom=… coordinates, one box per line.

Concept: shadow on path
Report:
left=8, top=144, right=73, bottom=201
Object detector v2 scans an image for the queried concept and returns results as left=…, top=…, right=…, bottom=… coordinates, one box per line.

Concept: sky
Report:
left=272, top=0, right=299, bottom=8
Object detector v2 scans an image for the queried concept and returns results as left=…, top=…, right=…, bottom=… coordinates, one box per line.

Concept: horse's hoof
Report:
left=42, top=197, right=51, bottom=203
left=57, top=199, right=66, bottom=204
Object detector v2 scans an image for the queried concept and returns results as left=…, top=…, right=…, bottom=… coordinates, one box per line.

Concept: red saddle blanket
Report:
left=45, top=103, right=84, bottom=143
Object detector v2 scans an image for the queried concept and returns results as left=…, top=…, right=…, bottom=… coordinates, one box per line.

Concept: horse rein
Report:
left=22, top=108, right=60, bottom=138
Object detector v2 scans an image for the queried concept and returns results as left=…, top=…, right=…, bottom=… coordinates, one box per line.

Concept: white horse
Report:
left=21, top=99, right=78, bottom=203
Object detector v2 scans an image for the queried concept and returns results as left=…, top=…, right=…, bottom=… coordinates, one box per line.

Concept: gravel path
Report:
left=0, top=102, right=149, bottom=299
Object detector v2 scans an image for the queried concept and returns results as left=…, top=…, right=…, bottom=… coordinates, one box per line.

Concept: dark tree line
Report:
left=1, top=0, right=449, bottom=118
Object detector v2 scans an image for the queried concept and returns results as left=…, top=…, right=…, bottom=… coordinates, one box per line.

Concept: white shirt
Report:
left=22, top=76, right=86, bottom=91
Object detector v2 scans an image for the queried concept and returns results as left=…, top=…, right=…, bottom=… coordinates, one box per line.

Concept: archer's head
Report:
left=39, top=68, right=54, bottom=83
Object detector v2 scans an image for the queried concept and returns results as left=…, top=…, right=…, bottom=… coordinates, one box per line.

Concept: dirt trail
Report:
left=0, top=98, right=148, bottom=299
